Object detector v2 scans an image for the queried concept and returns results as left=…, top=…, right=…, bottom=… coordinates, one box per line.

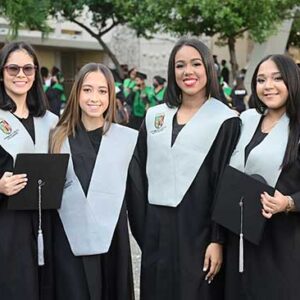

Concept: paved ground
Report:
left=130, top=232, right=141, bottom=299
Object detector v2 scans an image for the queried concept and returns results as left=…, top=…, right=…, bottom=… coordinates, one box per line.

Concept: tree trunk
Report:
left=228, top=36, right=239, bottom=82
left=69, top=18, right=124, bottom=80
left=97, top=36, right=124, bottom=80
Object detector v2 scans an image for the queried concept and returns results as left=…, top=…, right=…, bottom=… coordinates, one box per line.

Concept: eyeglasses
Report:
left=4, top=64, right=36, bottom=76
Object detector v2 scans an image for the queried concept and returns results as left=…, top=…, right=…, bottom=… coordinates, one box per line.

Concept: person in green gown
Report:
left=123, top=67, right=137, bottom=98
left=127, top=72, right=157, bottom=130
left=152, top=75, right=166, bottom=103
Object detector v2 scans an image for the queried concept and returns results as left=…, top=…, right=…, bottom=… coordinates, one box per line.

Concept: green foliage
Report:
left=134, top=0, right=299, bottom=77
left=50, top=0, right=141, bottom=36
left=138, top=0, right=298, bottom=43
left=0, top=0, right=51, bottom=38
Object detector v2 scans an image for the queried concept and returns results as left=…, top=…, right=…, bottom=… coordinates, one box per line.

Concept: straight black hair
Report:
left=0, top=41, right=48, bottom=117
left=251, top=54, right=300, bottom=167
left=164, top=37, right=220, bottom=107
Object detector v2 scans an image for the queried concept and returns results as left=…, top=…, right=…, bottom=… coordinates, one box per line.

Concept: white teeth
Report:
left=13, top=82, right=27, bottom=86
left=184, top=79, right=197, bottom=85
left=88, top=105, right=100, bottom=109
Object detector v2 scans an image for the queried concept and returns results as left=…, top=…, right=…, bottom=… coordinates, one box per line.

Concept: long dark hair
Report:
left=164, top=37, right=220, bottom=107
left=0, top=41, right=47, bottom=117
left=251, top=54, right=300, bottom=167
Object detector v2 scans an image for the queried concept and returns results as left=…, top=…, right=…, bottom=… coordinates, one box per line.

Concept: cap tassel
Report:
left=37, top=179, right=45, bottom=266
left=239, top=233, right=244, bottom=273
left=239, top=196, right=244, bottom=273
left=38, top=229, right=45, bottom=266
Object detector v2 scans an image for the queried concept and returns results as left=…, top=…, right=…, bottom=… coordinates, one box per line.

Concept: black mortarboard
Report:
left=8, top=153, right=69, bottom=210
left=154, top=75, right=166, bottom=85
left=212, top=166, right=275, bottom=273
left=136, top=71, right=147, bottom=80
left=212, top=165, right=274, bottom=245
left=8, top=153, right=69, bottom=266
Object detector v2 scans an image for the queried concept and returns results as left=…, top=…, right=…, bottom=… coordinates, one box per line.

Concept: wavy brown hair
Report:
left=51, top=63, right=116, bottom=153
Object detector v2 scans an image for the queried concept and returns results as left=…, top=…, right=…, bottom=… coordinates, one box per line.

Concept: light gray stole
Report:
left=0, top=110, right=58, bottom=159
left=58, top=123, right=137, bottom=256
left=230, top=109, right=289, bottom=187
left=146, top=98, right=237, bottom=207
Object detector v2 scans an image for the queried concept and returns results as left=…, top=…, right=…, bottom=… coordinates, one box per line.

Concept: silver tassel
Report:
left=239, top=233, right=244, bottom=273
left=239, top=196, right=244, bottom=273
left=38, top=229, right=45, bottom=266
left=37, top=179, right=45, bottom=266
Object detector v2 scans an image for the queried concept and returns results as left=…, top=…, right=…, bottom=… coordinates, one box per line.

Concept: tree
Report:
left=138, top=0, right=299, bottom=79
left=288, top=8, right=300, bottom=48
left=1, top=0, right=149, bottom=78
left=50, top=0, right=144, bottom=78
left=0, top=0, right=50, bottom=38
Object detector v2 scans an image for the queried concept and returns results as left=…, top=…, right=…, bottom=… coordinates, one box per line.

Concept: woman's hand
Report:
left=203, top=242, right=223, bottom=284
left=0, top=172, right=27, bottom=196
left=261, top=190, right=289, bottom=218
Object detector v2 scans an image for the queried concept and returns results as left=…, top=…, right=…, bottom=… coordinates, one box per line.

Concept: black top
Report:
left=86, top=127, right=102, bottom=153
left=244, top=117, right=267, bottom=164
left=16, top=114, right=35, bottom=143
left=171, top=114, right=185, bottom=146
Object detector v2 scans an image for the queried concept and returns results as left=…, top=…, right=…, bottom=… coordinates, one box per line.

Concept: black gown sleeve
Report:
left=126, top=122, right=148, bottom=249
left=210, top=117, right=241, bottom=243
left=291, top=192, right=300, bottom=211
left=277, top=148, right=300, bottom=213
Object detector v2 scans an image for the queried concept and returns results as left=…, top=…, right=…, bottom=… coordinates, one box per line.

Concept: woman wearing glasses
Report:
left=0, top=41, right=58, bottom=299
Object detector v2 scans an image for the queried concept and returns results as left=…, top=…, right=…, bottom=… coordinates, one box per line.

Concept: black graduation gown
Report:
left=0, top=115, right=54, bottom=300
left=225, top=128, right=300, bottom=300
left=127, top=117, right=240, bottom=300
left=53, top=125, right=134, bottom=300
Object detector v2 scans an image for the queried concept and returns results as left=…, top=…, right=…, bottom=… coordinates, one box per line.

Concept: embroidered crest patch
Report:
left=0, top=119, right=12, bottom=135
left=154, top=113, right=165, bottom=129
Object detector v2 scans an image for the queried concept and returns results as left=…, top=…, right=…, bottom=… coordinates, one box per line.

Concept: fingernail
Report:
left=203, top=267, right=207, bottom=271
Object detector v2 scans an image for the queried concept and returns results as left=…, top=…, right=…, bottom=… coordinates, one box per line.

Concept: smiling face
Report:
left=256, top=59, right=289, bottom=112
left=3, top=49, right=35, bottom=102
left=79, top=71, right=109, bottom=128
left=174, top=45, right=207, bottom=102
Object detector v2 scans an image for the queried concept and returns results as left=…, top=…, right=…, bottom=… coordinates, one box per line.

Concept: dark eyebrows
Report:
left=175, top=58, right=203, bottom=64
left=82, top=84, right=108, bottom=89
left=257, top=71, right=281, bottom=77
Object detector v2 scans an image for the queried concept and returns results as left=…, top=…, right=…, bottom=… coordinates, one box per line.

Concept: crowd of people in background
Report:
left=40, top=54, right=252, bottom=133
left=40, top=65, right=66, bottom=116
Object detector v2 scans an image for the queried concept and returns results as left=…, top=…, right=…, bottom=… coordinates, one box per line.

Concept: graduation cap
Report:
left=153, top=75, right=166, bottom=85
left=212, top=165, right=275, bottom=272
left=8, top=153, right=69, bottom=266
left=136, top=71, right=147, bottom=80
